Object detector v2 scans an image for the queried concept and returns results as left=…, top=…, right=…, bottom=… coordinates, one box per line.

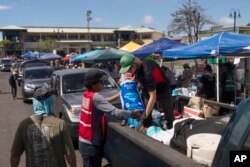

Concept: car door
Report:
left=52, top=75, right=62, bottom=118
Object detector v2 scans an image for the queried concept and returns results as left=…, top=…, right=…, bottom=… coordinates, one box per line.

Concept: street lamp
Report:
left=86, top=10, right=92, bottom=51
left=54, top=28, right=63, bottom=51
left=54, top=28, right=64, bottom=41
left=229, top=9, right=241, bottom=33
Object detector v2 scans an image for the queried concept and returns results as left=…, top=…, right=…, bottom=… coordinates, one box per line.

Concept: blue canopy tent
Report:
left=38, top=52, right=48, bottom=57
left=21, top=51, right=39, bottom=59
left=162, top=32, right=250, bottom=59
left=82, top=48, right=129, bottom=63
left=40, top=53, right=62, bottom=60
left=162, top=32, right=250, bottom=102
left=72, top=50, right=104, bottom=62
left=132, top=37, right=186, bottom=59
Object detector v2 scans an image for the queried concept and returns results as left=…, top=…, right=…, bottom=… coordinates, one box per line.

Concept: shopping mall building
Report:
left=0, top=25, right=163, bottom=56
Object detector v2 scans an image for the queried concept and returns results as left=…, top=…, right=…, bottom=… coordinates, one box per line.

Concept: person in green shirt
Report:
left=10, top=84, right=76, bottom=167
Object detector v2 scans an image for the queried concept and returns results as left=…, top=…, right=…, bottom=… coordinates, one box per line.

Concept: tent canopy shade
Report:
left=40, top=53, right=61, bottom=60
left=162, top=32, right=250, bottom=60
left=133, top=37, right=186, bottom=59
left=120, top=41, right=141, bottom=52
left=21, top=51, right=39, bottom=58
left=82, top=48, right=129, bottom=63
left=72, top=50, right=104, bottom=62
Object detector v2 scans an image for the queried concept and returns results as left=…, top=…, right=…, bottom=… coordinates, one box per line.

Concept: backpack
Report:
left=170, top=117, right=228, bottom=155
left=225, top=71, right=234, bottom=92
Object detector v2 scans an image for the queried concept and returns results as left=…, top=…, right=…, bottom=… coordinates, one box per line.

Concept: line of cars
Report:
left=14, top=59, right=52, bottom=102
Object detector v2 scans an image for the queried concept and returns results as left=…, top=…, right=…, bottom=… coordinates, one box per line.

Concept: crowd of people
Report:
left=9, top=53, right=243, bottom=167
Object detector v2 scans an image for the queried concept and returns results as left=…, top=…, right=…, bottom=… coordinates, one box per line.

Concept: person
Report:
left=197, top=64, right=216, bottom=100
left=119, top=54, right=174, bottom=130
left=9, top=69, right=18, bottom=100
left=78, top=68, right=141, bottom=167
left=220, top=63, right=235, bottom=104
left=181, top=63, right=193, bottom=88
left=161, top=66, right=176, bottom=91
left=10, top=84, right=77, bottom=167
left=234, top=65, right=241, bottom=99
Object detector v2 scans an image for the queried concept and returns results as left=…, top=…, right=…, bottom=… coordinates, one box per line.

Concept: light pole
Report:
left=86, top=10, right=92, bottom=51
left=54, top=28, right=63, bottom=52
left=229, top=9, right=241, bottom=33
left=54, top=28, right=64, bottom=41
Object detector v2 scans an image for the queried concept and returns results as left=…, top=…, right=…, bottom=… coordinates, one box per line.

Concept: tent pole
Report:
left=160, top=58, right=163, bottom=67
left=216, top=57, right=220, bottom=102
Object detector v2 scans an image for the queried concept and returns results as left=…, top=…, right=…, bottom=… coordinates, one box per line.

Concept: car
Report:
left=0, top=58, right=12, bottom=71
left=18, top=59, right=49, bottom=86
left=50, top=68, right=121, bottom=141
left=22, top=66, right=54, bottom=102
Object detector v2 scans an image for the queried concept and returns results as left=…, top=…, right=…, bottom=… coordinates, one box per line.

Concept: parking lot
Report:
left=0, top=71, right=108, bottom=167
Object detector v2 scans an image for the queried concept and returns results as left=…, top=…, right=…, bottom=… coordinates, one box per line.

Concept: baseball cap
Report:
left=34, top=84, right=54, bottom=100
left=119, top=54, right=135, bottom=74
left=85, top=68, right=104, bottom=83
left=183, top=63, right=190, bottom=69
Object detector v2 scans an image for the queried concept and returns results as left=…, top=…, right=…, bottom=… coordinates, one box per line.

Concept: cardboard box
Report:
left=184, top=106, right=204, bottom=118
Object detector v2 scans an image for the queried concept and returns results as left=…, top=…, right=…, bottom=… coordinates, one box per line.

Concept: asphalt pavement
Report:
left=0, top=71, right=108, bottom=167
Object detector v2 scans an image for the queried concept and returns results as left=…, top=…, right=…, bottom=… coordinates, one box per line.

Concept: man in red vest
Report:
left=78, top=68, right=141, bottom=167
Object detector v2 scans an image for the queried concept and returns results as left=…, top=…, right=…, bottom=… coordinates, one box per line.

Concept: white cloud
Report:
left=0, top=5, right=11, bottom=10
left=143, top=15, right=153, bottom=24
left=94, top=17, right=101, bottom=22
left=219, top=16, right=233, bottom=27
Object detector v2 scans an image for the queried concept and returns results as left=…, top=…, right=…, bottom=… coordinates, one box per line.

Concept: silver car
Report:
left=50, top=68, right=121, bottom=141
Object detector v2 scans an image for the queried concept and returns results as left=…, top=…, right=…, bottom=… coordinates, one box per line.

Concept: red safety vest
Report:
left=79, top=90, right=105, bottom=143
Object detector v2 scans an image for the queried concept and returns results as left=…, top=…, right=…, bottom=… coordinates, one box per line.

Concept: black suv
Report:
left=0, top=58, right=12, bottom=71
left=18, top=59, right=49, bottom=86
left=22, top=66, right=54, bottom=102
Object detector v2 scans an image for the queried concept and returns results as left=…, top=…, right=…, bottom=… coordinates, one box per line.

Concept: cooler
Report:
left=186, top=133, right=221, bottom=166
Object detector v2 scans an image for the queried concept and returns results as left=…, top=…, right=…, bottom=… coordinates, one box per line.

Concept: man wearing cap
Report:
left=78, top=68, right=141, bottom=167
left=119, top=54, right=174, bottom=130
left=10, top=84, right=76, bottom=167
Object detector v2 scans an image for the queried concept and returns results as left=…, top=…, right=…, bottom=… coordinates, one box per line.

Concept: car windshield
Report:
left=62, top=72, right=117, bottom=94
left=20, top=62, right=48, bottom=72
left=25, top=69, right=53, bottom=79
left=1, top=59, right=11, bottom=64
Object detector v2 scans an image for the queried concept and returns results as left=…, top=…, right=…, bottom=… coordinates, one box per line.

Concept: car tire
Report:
left=23, top=98, right=28, bottom=103
left=18, top=80, right=21, bottom=87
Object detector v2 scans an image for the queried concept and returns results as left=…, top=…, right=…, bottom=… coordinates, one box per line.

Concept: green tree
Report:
left=168, top=0, right=214, bottom=43
left=0, top=39, right=12, bottom=57
left=41, top=39, right=58, bottom=52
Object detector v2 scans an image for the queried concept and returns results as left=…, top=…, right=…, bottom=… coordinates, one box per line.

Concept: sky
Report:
left=0, top=0, right=250, bottom=39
